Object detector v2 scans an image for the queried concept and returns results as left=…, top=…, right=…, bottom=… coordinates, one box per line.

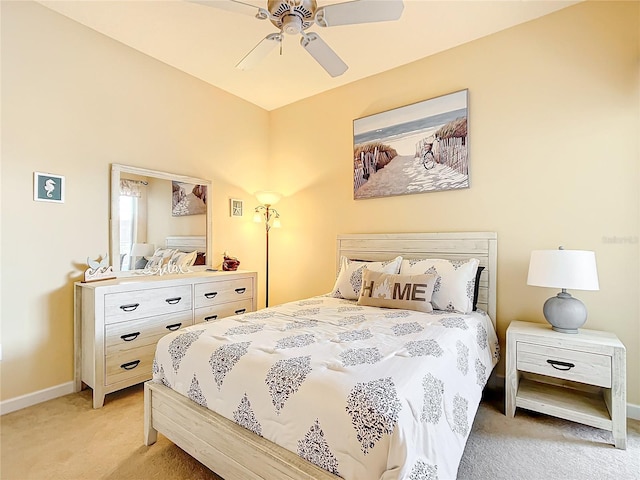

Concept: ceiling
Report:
left=37, top=0, right=579, bottom=111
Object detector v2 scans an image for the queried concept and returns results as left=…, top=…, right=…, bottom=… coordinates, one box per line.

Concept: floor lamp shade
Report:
left=527, top=249, right=599, bottom=333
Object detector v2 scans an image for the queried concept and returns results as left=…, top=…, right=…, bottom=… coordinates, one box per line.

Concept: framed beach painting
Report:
left=353, top=89, right=469, bottom=199
left=172, top=181, right=207, bottom=216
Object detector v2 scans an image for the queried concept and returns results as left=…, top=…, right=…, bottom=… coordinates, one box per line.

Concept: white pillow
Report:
left=399, top=258, right=480, bottom=314
left=168, top=250, right=198, bottom=271
left=330, top=256, right=402, bottom=300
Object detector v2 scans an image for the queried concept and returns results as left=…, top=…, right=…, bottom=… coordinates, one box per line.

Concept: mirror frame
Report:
left=110, top=163, right=213, bottom=273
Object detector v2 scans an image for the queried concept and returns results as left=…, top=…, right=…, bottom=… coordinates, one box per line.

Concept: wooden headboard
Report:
left=166, top=235, right=206, bottom=252
left=336, top=232, right=497, bottom=326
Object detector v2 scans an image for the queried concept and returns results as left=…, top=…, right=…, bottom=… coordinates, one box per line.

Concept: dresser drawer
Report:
left=194, top=299, right=254, bottom=324
left=517, top=342, right=611, bottom=388
left=104, top=285, right=192, bottom=324
left=194, top=278, right=253, bottom=309
left=105, top=343, right=156, bottom=385
left=105, top=311, right=192, bottom=355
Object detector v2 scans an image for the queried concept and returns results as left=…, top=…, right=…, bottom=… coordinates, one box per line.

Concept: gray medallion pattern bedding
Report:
left=152, top=295, right=499, bottom=480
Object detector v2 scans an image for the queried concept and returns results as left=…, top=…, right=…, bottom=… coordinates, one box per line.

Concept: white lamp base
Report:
left=543, top=291, right=587, bottom=334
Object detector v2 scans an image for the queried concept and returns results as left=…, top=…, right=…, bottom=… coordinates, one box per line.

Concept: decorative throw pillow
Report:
left=168, top=250, right=198, bottom=271
left=357, top=270, right=437, bottom=313
left=330, top=256, right=402, bottom=300
left=399, top=258, right=480, bottom=314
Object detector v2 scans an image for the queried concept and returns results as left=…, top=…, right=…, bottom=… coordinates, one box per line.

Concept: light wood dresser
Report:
left=74, top=270, right=257, bottom=408
left=506, top=320, right=626, bottom=449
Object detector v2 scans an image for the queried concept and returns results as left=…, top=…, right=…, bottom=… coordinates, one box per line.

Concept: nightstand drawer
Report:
left=517, top=342, right=611, bottom=388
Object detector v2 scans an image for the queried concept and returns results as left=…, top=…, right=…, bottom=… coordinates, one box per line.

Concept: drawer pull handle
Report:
left=235, top=308, right=246, bottom=315
left=120, top=360, right=141, bottom=370
left=120, top=332, right=140, bottom=342
left=235, top=288, right=246, bottom=294
left=165, top=297, right=182, bottom=305
left=120, top=303, right=140, bottom=312
left=165, top=323, right=182, bottom=331
left=547, top=359, right=575, bottom=371
left=204, top=292, right=218, bottom=299
left=204, top=315, right=218, bottom=321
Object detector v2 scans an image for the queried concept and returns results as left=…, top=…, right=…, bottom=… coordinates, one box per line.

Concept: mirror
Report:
left=110, top=164, right=212, bottom=272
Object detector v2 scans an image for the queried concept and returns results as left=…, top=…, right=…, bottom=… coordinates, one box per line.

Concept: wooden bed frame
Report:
left=144, top=232, right=498, bottom=479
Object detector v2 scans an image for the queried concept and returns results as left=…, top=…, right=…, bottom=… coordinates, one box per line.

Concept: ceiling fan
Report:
left=190, top=0, right=404, bottom=77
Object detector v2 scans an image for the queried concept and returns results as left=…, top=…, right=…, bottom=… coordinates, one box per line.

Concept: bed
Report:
left=144, top=232, right=499, bottom=479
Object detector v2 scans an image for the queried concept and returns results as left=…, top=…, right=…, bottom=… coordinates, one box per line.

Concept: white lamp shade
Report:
left=527, top=249, right=599, bottom=291
left=255, top=191, right=282, bottom=206
left=130, top=243, right=155, bottom=258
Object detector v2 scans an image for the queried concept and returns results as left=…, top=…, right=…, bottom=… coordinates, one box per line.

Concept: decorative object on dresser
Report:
left=253, top=191, right=282, bottom=308
left=506, top=320, right=626, bottom=449
left=83, top=254, right=115, bottom=283
left=353, top=89, right=469, bottom=199
left=222, top=252, right=240, bottom=271
left=74, top=270, right=257, bottom=408
left=527, top=247, right=599, bottom=333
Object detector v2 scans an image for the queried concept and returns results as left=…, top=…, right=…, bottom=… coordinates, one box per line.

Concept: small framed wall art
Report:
left=34, top=172, right=65, bottom=203
left=230, top=198, right=244, bottom=217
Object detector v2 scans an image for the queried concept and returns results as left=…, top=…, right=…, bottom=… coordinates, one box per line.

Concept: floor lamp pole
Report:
left=265, top=221, right=270, bottom=308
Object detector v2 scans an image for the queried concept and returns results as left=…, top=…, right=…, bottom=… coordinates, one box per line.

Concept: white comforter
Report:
left=152, top=296, right=499, bottom=480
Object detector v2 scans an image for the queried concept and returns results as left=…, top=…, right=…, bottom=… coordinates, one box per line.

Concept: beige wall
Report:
left=2, top=0, right=639, bottom=409
left=0, top=1, right=270, bottom=400
left=267, top=1, right=640, bottom=403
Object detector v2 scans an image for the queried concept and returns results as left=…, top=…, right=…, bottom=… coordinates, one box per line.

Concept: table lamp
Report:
left=527, top=247, right=599, bottom=333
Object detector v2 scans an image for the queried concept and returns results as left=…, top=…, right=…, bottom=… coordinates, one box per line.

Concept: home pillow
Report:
left=330, top=255, right=402, bottom=300
left=399, top=258, right=480, bottom=314
left=357, top=270, right=437, bottom=313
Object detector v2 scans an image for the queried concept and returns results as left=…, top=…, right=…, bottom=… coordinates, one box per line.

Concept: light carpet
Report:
left=1, top=385, right=638, bottom=479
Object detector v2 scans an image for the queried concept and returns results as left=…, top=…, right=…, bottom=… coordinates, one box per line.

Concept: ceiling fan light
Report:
left=282, top=14, right=303, bottom=34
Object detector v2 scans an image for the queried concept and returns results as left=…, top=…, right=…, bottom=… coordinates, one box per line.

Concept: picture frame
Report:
left=172, top=181, right=207, bottom=216
left=230, top=198, right=244, bottom=217
left=353, top=89, right=469, bottom=199
left=34, top=172, right=65, bottom=203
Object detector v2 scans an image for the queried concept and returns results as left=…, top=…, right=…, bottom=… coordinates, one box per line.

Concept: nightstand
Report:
left=505, top=320, right=626, bottom=449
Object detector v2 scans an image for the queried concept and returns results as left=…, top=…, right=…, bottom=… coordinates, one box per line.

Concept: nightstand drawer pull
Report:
left=165, top=297, right=182, bottom=305
left=120, top=332, right=140, bottom=342
left=235, top=288, right=246, bottom=294
left=234, top=308, right=246, bottom=315
left=204, top=315, right=218, bottom=322
left=165, top=323, right=182, bottom=331
left=120, top=360, right=141, bottom=370
left=547, top=359, right=575, bottom=371
left=120, top=303, right=140, bottom=312
left=204, top=292, right=218, bottom=299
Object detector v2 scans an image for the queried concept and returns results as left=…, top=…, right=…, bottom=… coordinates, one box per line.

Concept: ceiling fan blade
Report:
left=236, top=33, right=282, bottom=71
left=187, top=0, right=269, bottom=20
left=300, top=32, right=348, bottom=77
left=315, top=0, right=404, bottom=27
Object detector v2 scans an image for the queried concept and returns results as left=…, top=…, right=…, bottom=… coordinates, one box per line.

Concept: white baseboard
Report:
left=0, top=381, right=75, bottom=415
left=488, top=373, right=640, bottom=420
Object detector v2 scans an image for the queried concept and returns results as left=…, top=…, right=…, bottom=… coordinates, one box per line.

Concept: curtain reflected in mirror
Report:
left=119, top=178, right=151, bottom=271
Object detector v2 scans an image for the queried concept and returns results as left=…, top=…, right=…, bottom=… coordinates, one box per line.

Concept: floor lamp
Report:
left=253, top=191, right=282, bottom=308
